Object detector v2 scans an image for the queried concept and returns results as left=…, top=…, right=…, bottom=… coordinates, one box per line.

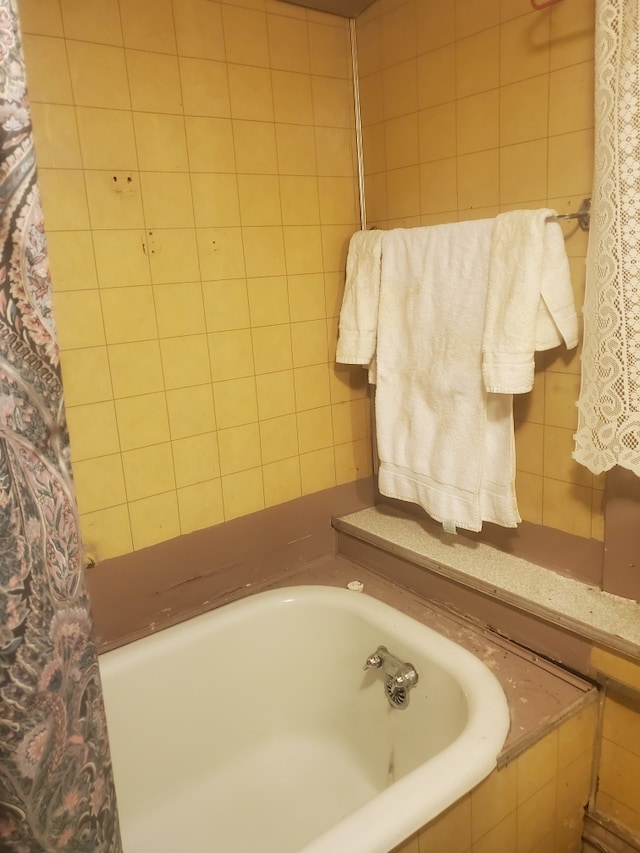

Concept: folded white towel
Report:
left=335, top=229, right=384, bottom=368
left=370, top=222, right=520, bottom=532
left=482, top=209, right=579, bottom=394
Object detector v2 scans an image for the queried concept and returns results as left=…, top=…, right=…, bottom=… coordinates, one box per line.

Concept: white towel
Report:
left=335, top=230, right=384, bottom=369
left=482, top=209, right=579, bottom=394
left=337, top=221, right=520, bottom=533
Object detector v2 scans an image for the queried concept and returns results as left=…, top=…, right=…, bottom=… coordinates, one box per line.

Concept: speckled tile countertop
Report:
left=335, top=506, right=640, bottom=656
left=266, top=556, right=597, bottom=767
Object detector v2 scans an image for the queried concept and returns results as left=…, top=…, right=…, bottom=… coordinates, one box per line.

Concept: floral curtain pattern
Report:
left=574, top=0, right=640, bottom=475
left=0, top=2, right=121, bottom=850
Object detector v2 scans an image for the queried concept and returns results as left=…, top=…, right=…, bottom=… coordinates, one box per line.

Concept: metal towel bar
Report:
left=545, top=198, right=591, bottom=231
left=369, top=199, right=592, bottom=233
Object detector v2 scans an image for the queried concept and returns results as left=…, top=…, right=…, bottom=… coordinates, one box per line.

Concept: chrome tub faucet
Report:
left=363, top=645, right=419, bottom=709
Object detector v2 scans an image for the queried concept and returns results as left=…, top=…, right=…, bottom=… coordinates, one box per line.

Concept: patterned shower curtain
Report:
left=0, top=1, right=122, bottom=850
left=574, top=0, right=640, bottom=475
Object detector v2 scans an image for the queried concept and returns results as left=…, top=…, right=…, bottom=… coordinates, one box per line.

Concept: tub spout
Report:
left=391, top=668, right=418, bottom=691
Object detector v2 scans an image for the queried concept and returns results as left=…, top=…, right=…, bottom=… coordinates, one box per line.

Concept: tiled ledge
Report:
left=334, top=505, right=640, bottom=661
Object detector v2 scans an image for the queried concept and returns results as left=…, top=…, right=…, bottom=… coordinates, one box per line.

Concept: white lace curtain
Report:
left=574, top=0, right=640, bottom=475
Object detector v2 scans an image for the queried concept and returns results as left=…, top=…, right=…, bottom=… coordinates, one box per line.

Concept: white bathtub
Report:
left=99, top=585, right=510, bottom=853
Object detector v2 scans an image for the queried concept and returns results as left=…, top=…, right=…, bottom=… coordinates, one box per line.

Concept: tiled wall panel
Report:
left=20, top=0, right=370, bottom=559
left=592, top=647, right=640, bottom=839
left=356, top=0, right=603, bottom=541
left=393, top=701, right=598, bottom=853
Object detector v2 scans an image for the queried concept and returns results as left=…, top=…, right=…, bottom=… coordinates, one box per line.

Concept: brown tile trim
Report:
left=87, top=477, right=375, bottom=652
left=603, top=467, right=640, bottom=603
left=583, top=811, right=640, bottom=852
left=462, top=519, right=603, bottom=586
left=595, top=676, right=640, bottom=711
left=377, top=493, right=604, bottom=588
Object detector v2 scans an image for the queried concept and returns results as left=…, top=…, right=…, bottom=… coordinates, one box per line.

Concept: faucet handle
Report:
left=363, top=645, right=387, bottom=671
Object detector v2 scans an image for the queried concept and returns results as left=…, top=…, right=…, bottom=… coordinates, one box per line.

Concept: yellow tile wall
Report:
left=355, top=0, right=603, bottom=541
left=597, top=694, right=640, bottom=837
left=393, top=701, right=598, bottom=853
left=20, top=0, right=370, bottom=559
left=591, top=647, right=640, bottom=838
